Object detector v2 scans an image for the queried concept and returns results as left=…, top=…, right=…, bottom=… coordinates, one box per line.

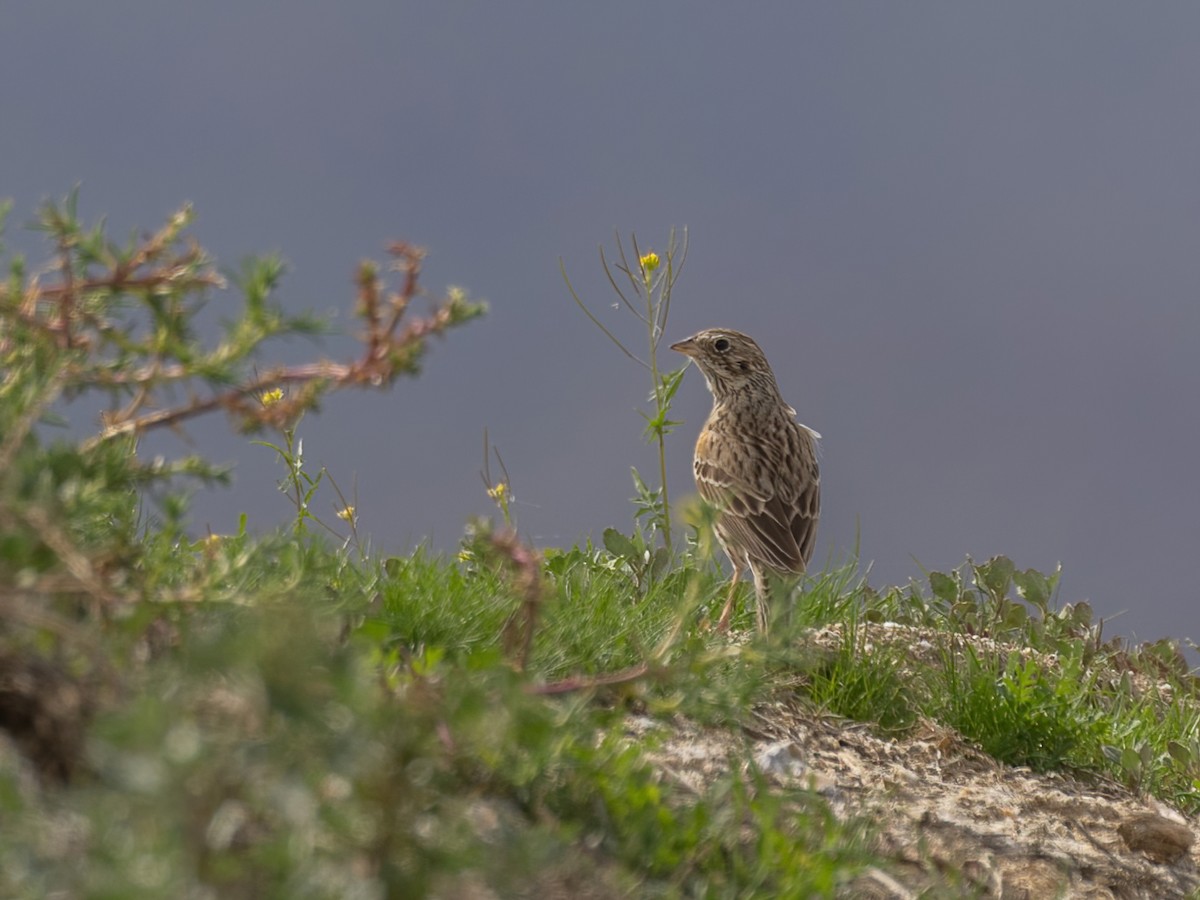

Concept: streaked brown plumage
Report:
left=670, top=328, right=820, bottom=632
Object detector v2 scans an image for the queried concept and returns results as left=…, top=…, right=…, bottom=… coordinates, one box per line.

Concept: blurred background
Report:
left=3, top=3, right=1198, bottom=644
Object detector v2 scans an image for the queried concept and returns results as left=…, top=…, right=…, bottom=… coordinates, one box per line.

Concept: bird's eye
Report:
left=713, top=338, right=730, bottom=352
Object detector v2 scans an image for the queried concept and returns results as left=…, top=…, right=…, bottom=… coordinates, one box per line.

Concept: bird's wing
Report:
left=695, top=423, right=820, bottom=573
left=790, top=450, right=820, bottom=567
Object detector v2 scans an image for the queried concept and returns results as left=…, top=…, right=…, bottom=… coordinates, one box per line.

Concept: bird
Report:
left=670, top=328, right=820, bottom=633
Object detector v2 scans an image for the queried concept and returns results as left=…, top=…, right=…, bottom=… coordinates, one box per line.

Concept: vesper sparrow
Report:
left=671, top=328, right=820, bottom=633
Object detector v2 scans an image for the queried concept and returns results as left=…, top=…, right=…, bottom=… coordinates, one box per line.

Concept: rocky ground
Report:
left=629, top=623, right=1200, bottom=899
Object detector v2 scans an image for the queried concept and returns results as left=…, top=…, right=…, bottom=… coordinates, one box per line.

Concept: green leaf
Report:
left=973, top=556, right=1015, bottom=602
left=1139, top=741, right=1154, bottom=768
left=1001, top=601, right=1027, bottom=630
left=1120, top=746, right=1143, bottom=777
left=1013, top=568, right=1053, bottom=611
left=929, top=571, right=959, bottom=604
left=603, top=527, right=638, bottom=562
left=1167, top=740, right=1192, bottom=767
left=659, top=366, right=687, bottom=404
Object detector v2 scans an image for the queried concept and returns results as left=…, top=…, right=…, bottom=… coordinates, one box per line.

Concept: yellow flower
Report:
left=457, top=548, right=475, bottom=563
left=260, top=388, right=284, bottom=407
left=640, top=251, right=660, bottom=273
left=336, top=505, right=356, bottom=522
left=487, top=483, right=508, bottom=501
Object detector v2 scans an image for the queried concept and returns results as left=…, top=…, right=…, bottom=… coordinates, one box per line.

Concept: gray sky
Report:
left=4, top=4, right=1199, bottom=645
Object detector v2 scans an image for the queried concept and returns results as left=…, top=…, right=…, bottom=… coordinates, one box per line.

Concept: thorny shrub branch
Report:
left=0, top=196, right=485, bottom=450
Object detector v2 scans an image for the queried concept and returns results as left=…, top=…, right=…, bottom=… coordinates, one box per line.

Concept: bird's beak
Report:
left=670, top=337, right=697, bottom=357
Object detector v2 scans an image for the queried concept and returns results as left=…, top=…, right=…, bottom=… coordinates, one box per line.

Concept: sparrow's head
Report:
left=670, top=328, right=777, bottom=400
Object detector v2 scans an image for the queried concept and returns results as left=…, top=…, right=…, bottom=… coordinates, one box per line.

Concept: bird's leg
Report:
left=715, top=557, right=744, bottom=633
left=751, top=566, right=770, bottom=634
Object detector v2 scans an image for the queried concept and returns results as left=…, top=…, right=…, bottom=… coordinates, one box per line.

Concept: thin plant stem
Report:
left=561, top=228, right=689, bottom=553
left=642, top=254, right=672, bottom=548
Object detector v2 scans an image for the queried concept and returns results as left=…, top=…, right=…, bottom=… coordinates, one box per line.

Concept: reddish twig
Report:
left=524, top=663, right=656, bottom=696
left=490, top=527, right=544, bottom=672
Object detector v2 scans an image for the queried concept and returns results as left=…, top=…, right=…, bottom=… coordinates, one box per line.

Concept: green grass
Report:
left=9, top=514, right=1200, bottom=896
left=1, top=537, right=890, bottom=898
left=933, top=642, right=1105, bottom=771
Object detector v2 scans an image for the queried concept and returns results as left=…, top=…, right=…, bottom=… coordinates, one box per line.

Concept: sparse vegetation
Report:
left=561, top=230, right=688, bottom=550
left=2, top=198, right=1200, bottom=896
